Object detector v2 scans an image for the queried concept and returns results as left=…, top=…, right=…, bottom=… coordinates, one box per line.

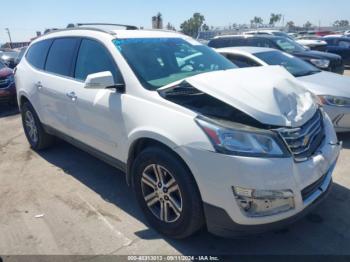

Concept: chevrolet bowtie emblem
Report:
left=303, top=135, right=310, bottom=146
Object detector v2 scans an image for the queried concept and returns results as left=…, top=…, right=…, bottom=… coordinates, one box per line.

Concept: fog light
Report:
left=232, top=186, right=294, bottom=217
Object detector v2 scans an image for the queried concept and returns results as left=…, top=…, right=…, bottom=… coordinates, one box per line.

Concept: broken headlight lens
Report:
left=196, top=117, right=285, bottom=157
left=319, top=95, right=350, bottom=107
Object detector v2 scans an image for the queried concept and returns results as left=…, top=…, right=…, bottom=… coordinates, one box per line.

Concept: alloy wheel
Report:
left=141, top=164, right=183, bottom=223
left=24, top=111, right=38, bottom=144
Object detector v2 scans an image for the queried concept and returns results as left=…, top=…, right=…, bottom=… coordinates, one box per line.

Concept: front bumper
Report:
left=175, top=114, right=341, bottom=237
left=0, top=83, right=16, bottom=103
left=203, top=160, right=335, bottom=237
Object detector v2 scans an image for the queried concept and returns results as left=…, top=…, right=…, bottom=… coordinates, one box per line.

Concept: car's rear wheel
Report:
left=21, top=102, right=54, bottom=150
left=132, top=146, right=204, bottom=239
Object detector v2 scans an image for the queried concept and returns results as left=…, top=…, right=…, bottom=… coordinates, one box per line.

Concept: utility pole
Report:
left=5, top=28, right=13, bottom=49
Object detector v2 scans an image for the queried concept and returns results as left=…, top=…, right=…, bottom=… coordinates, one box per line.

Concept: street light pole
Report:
left=5, top=28, right=13, bottom=49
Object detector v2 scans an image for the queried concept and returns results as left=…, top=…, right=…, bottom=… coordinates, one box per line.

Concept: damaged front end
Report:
left=158, top=66, right=327, bottom=161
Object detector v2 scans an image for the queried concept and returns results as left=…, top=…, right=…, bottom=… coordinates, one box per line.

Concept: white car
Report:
left=296, top=36, right=328, bottom=50
left=243, top=30, right=293, bottom=40
left=15, top=24, right=341, bottom=238
left=217, top=47, right=350, bottom=132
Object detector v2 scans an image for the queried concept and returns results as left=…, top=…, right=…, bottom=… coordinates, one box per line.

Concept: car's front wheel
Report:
left=21, top=102, right=54, bottom=150
left=132, top=146, right=204, bottom=239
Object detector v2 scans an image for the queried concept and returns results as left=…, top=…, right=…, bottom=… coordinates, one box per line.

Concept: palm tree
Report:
left=269, top=13, right=282, bottom=27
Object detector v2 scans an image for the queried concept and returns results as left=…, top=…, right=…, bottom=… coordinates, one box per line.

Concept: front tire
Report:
left=132, top=147, right=204, bottom=239
left=21, top=102, right=54, bottom=150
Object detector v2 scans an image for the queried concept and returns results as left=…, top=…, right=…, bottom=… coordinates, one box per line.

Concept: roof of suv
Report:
left=213, top=34, right=283, bottom=40
left=32, top=27, right=188, bottom=45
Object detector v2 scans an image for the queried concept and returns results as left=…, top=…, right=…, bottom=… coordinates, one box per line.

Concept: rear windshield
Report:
left=114, top=37, right=236, bottom=90
left=255, top=51, right=321, bottom=77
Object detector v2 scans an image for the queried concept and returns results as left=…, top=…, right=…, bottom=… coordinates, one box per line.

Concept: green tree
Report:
left=250, top=16, right=264, bottom=28
left=334, top=20, right=350, bottom=28
left=269, top=13, right=282, bottom=27
left=180, top=13, right=206, bottom=37
left=304, top=21, right=313, bottom=29
left=166, top=22, right=175, bottom=31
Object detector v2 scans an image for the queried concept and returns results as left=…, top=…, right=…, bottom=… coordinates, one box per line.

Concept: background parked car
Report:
left=208, top=35, right=344, bottom=74
left=324, top=36, right=350, bottom=66
left=0, top=50, right=19, bottom=69
left=243, top=30, right=294, bottom=40
left=217, top=46, right=350, bottom=132
left=0, top=60, right=16, bottom=104
left=14, top=47, right=28, bottom=66
left=296, top=36, right=328, bottom=51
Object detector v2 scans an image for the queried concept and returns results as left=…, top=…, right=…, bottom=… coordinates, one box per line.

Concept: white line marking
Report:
left=77, top=193, right=133, bottom=246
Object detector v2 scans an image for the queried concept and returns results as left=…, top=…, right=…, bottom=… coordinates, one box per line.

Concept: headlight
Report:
left=319, top=95, right=350, bottom=107
left=7, top=74, right=14, bottom=83
left=310, top=59, right=330, bottom=69
left=195, top=116, right=287, bottom=157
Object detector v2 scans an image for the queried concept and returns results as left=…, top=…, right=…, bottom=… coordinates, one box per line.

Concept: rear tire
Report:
left=21, top=102, right=54, bottom=150
left=132, top=146, right=204, bottom=239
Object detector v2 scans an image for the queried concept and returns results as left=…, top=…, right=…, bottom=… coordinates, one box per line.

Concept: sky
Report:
left=0, top=0, right=349, bottom=43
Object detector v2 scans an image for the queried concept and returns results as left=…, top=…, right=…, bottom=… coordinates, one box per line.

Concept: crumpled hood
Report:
left=299, top=71, right=350, bottom=97
left=173, top=66, right=317, bottom=127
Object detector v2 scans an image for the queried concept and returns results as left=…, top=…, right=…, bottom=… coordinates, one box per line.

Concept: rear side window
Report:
left=25, top=39, right=53, bottom=69
left=45, top=38, right=80, bottom=77
left=208, top=38, right=246, bottom=48
left=247, top=38, right=274, bottom=48
left=74, top=39, right=122, bottom=82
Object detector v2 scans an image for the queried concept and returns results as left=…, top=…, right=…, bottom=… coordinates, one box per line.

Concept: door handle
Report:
left=66, top=91, right=77, bottom=101
left=35, top=81, right=43, bottom=90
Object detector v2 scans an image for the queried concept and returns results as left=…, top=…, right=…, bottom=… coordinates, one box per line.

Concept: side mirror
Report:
left=84, top=71, right=125, bottom=92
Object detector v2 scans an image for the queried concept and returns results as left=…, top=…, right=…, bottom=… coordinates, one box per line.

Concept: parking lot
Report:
left=1, top=72, right=350, bottom=256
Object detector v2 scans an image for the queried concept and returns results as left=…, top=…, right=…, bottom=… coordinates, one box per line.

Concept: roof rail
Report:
left=67, top=23, right=138, bottom=30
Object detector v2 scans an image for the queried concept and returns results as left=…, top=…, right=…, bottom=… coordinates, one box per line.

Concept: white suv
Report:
left=15, top=24, right=341, bottom=238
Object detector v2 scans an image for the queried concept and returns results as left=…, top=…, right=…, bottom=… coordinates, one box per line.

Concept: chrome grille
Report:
left=278, top=110, right=325, bottom=162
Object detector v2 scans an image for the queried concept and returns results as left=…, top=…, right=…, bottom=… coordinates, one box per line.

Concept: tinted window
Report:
left=0, top=61, right=5, bottom=69
left=75, top=39, right=122, bottom=82
left=25, top=39, right=53, bottom=69
left=272, top=38, right=305, bottom=53
left=255, top=51, right=321, bottom=77
left=247, top=38, right=274, bottom=48
left=225, top=54, right=261, bottom=68
left=338, top=40, right=350, bottom=48
left=45, top=38, right=80, bottom=77
left=208, top=38, right=246, bottom=48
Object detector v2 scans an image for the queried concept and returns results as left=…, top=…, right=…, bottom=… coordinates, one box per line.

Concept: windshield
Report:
left=254, top=51, right=321, bottom=77
left=272, top=37, right=306, bottom=53
left=113, top=38, right=236, bottom=90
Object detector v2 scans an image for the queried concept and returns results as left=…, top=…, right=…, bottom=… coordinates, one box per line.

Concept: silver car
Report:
left=218, top=47, right=350, bottom=132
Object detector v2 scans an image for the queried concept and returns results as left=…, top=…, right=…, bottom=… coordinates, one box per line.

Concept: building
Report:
left=1, top=41, right=30, bottom=49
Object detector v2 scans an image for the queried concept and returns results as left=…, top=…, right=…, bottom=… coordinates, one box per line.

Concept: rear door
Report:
left=39, top=37, right=81, bottom=135
left=329, top=39, right=350, bottom=64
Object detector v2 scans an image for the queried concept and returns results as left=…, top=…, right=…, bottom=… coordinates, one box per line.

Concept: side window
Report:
left=248, top=38, right=273, bottom=48
left=338, top=40, right=350, bottom=48
left=25, top=39, right=53, bottom=69
left=75, top=39, right=122, bottom=82
left=225, top=54, right=261, bottom=68
left=45, top=38, right=80, bottom=77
